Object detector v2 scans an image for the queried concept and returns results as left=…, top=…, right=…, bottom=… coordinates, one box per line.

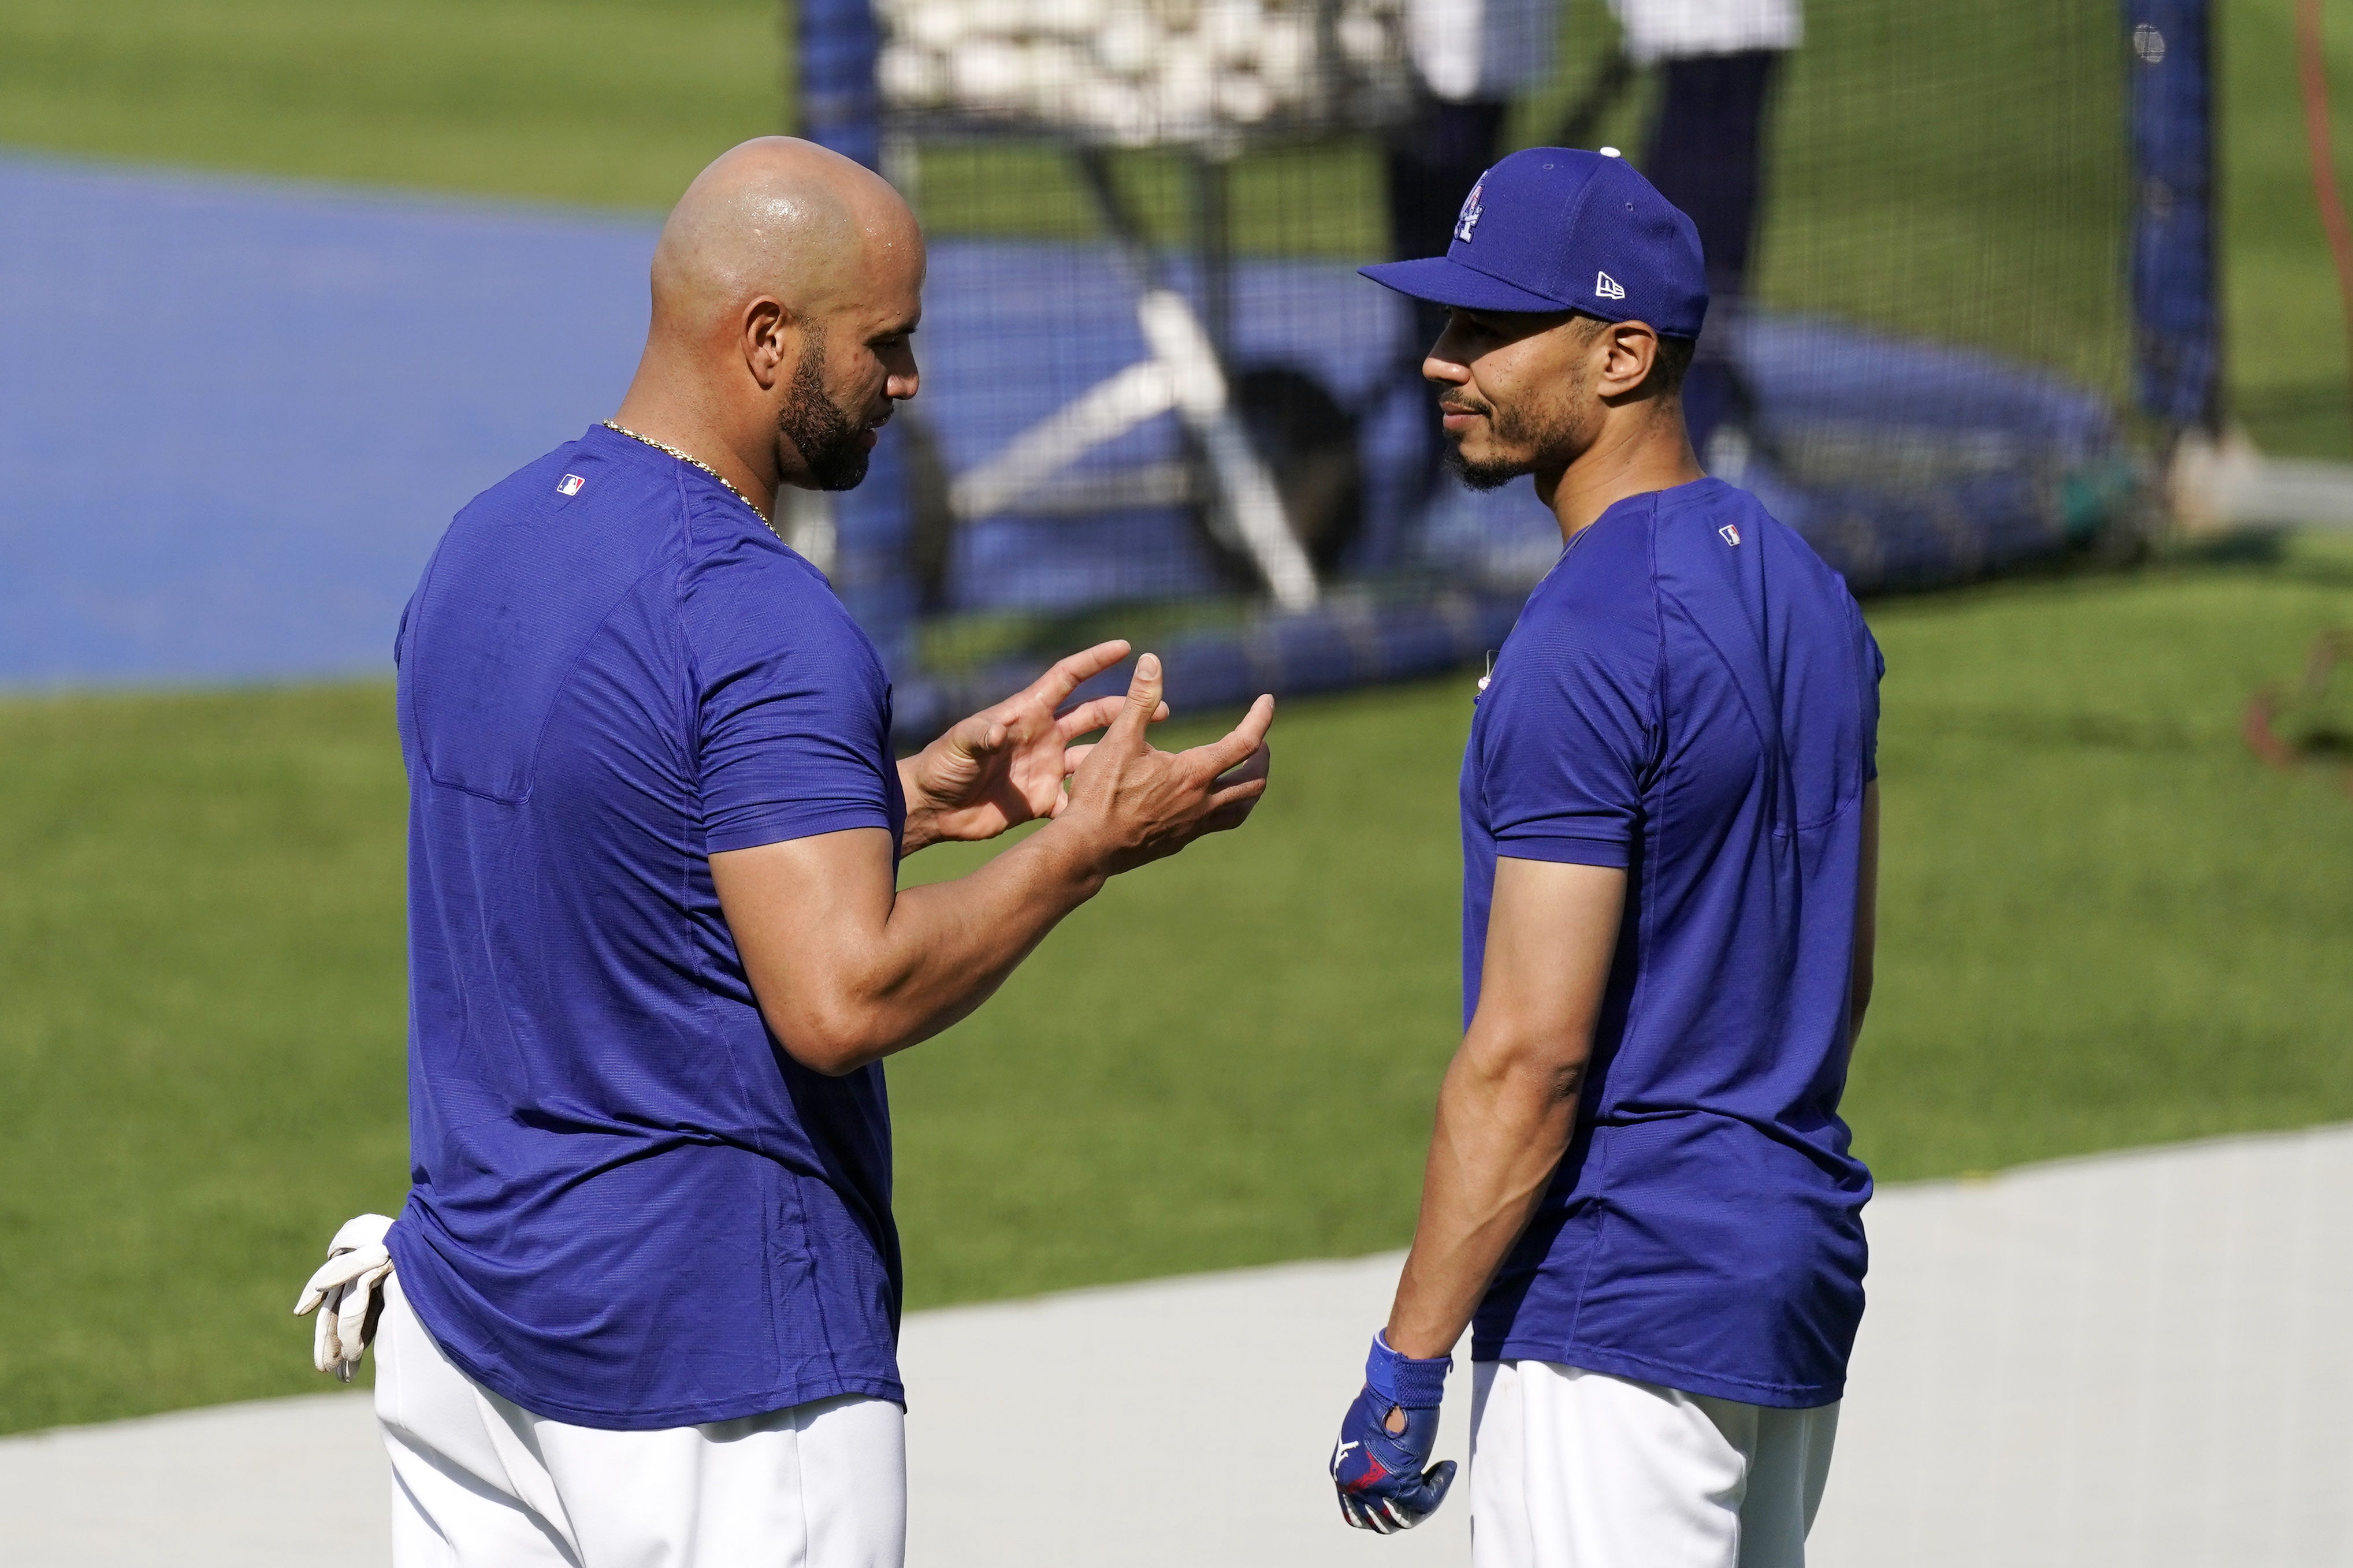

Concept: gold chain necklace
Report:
left=600, top=419, right=783, bottom=544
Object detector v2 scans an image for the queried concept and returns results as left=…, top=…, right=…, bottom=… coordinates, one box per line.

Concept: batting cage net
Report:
left=793, top=0, right=2214, bottom=739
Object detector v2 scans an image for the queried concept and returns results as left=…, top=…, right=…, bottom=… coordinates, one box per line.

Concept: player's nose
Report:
left=886, top=340, right=920, bottom=401
left=1421, top=352, right=1470, bottom=388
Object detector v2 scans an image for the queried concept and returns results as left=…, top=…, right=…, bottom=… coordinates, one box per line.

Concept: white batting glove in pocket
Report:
left=292, top=1213, right=396, bottom=1382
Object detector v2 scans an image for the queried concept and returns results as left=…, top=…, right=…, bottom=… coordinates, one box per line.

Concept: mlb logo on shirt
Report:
left=1719, top=523, right=1741, bottom=546
left=557, top=474, right=586, bottom=496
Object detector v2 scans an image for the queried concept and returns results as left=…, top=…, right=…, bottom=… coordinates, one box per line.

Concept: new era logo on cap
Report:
left=1596, top=271, right=1626, bottom=301
left=557, top=474, right=585, bottom=496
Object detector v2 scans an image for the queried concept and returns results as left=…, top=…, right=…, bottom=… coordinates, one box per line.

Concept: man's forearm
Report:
left=1385, top=1029, right=1583, bottom=1360
left=846, top=821, right=1110, bottom=1057
left=1385, top=858, right=1622, bottom=1360
left=722, top=821, right=1106, bottom=1076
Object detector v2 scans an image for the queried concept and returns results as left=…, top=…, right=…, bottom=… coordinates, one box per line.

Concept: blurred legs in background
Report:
left=1386, top=95, right=1513, bottom=356
left=1386, top=96, right=1511, bottom=500
left=1641, top=49, right=1785, bottom=465
left=1387, top=0, right=1558, bottom=501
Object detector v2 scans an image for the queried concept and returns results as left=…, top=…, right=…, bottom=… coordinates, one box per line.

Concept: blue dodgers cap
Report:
left=1361, top=148, right=1708, bottom=339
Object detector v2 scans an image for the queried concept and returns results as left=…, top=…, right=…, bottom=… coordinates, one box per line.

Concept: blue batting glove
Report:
left=1330, top=1331, right=1456, bottom=1533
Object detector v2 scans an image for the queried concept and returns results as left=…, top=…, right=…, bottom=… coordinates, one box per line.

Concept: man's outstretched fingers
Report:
left=1185, top=693, right=1276, bottom=779
left=1055, top=692, right=1158, bottom=743
left=1107, top=653, right=1165, bottom=746
left=1214, top=743, right=1272, bottom=794
left=1027, top=639, right=1131, bottom=709
left=1200, top=758, right=1271, bottom=832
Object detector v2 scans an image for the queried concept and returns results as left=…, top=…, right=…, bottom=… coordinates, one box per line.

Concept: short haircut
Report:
left=1650, top=333, right=1696, bottom=396
left=1571, top=311, right=1696, bottom=396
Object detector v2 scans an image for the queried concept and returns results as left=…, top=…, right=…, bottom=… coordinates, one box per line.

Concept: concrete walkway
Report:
left=6, top=1125, right=2349, bottom=1566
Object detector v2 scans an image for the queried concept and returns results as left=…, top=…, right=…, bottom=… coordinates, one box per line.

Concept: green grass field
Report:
left=5, top=539, right=2352, bottom=1434
left=2221, top=0, right=2353, bottom=457
left=0, top=0, right=785, bottom=210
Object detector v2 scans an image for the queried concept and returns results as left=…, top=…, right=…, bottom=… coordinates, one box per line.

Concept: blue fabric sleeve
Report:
left=682, top=531, right=895, bottom=856
left=1481, top=528, right=1659, bottom=867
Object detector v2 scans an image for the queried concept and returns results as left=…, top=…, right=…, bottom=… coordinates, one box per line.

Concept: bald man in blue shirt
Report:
left=1329, top=148, right=1882, bottom=1567
left=296, top=137, right=1273, bottom=1568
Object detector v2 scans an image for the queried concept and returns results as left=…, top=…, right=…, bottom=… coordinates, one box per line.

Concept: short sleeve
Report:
left=1478, top=525, right=1659, bottom=868
left=682, top=535, right=897, bottom=856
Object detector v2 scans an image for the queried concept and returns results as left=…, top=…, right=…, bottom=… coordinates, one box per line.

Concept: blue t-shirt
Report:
left=1462, top=478, right=1882, bottom=1409
left=385, top=424, right=908, bottom=1431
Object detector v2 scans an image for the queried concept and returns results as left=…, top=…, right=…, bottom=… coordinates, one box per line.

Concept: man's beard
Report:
left=1439, top=392, right=1571, bottom=491
left=1443, top=439, right=1525, bottom=493
left=779, top=337, right=873, bottom=492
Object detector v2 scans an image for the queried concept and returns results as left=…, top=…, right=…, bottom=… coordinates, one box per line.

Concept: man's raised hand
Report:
left=898, top=639, right=1166, bottom=851
left=1058, top=653, right=1274, bottom=875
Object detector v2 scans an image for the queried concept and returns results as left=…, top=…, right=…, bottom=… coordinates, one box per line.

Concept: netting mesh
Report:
left=1734, top=2, right=2142, bottom=589
left=1757, top=3, right=2132, bottom=382
left=812, top=0, right=2154, bottom=730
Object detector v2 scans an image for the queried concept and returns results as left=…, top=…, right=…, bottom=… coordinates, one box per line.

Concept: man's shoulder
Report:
left=463, top=426, right=638, bottom=515
left=669, top=516, right=879, bottom=694
left=674, top=520, right=860, bottom=644
left=443, top=433, right=849, bottom=619
left=1649, top=476, right=1779, bottom=553
left=444, top=430, right=690, bottom=580
left=1525, top=493, right=1663, bottom=623
left=1649, top=479, right=1863, bottom=625
left=1537, top=478, right=1755, bottom=608
left=1497, top=504, right=1663, bottom=709
left=405, top=434, right=708, bottom=698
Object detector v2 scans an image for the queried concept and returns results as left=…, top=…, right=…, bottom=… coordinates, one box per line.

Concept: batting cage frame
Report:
left=789, top=0, right=2220, bottom=743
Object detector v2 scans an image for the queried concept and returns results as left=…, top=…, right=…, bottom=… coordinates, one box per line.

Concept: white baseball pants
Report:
left=374, top=1274, right=907, bottom=1568
left=1470, top=1359, right=1838, bottom=1568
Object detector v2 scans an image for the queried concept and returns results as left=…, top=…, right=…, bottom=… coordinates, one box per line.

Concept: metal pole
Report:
left=1191, top=150, right=1236, bottom=363
left=2128, top=0, right=2220, bottom=434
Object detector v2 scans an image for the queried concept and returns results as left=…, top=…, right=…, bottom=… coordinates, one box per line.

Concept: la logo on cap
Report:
left=1455, top=176, right=1486, bottom=244
left=1596, top=271, right=1626, bottom=300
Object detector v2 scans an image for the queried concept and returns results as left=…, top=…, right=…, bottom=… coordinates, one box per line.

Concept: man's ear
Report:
left=743, top=298, right=792, bottom=392
left=1596, top=323, right=1660, bottom=400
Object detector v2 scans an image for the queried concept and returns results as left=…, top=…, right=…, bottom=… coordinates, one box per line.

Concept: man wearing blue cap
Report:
left=1328, top=148, right=1882, bottom=1566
